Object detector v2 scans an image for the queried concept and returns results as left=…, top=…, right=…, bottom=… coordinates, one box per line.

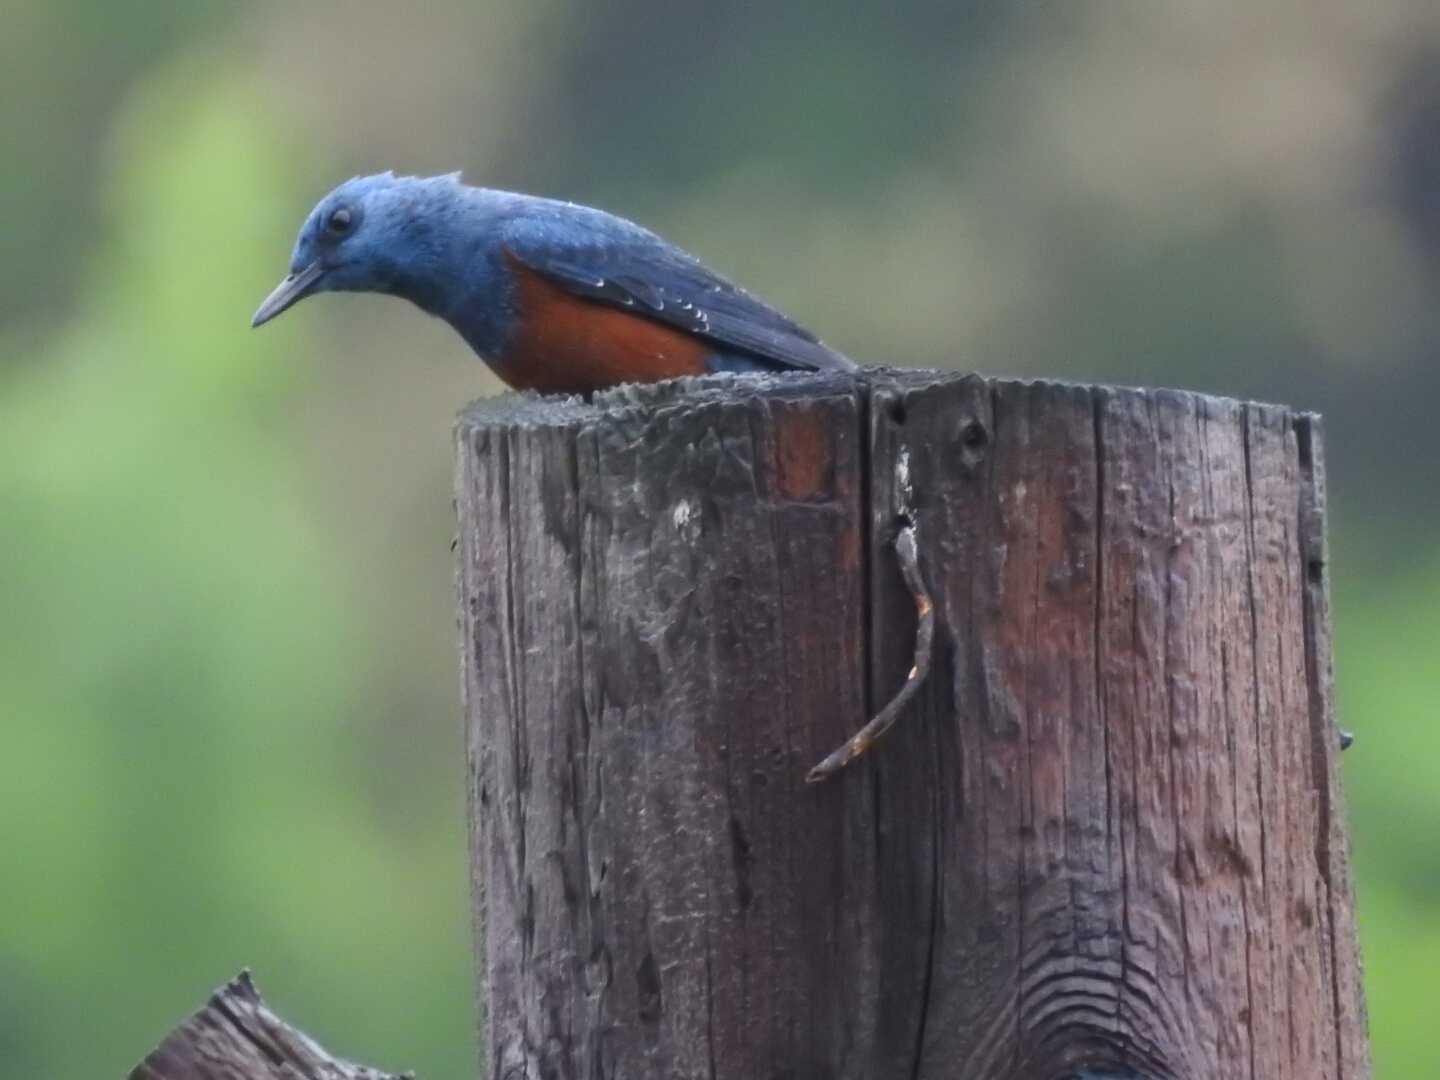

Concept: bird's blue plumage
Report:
left=254, top=172, right=855, bottom=393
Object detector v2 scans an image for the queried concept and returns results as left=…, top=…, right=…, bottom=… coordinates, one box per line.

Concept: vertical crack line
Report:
left=917, top=514, right=946, bottom=1078
left=860, top=385, right=882, bottom=858
left=860, top=385, right=876, bottom=722
left=1092, top=392, right=1109, bottom=849
left=981, top=382, right=998, bottom=911
left=567, top=428, right=604, bottom=1060
left=1224, top=645, right=1258, bottom=1080
left=1091, top=390, right=1119, bottom=1038
left=1295, top=417, right=1334, bottom=881
left=1240, top=409, right=1269, bottom=913
left=1295, top=415, right=1348, bottom=1079
left=500, top=430, right=529, bottom=939
left=909, top=758, right=943, bottom=1080
left=1019, top=387, right=1040, bottom=1068
left=1121, top=572, right=1138, bottom=1036
left=1162, top=414, right=1188, bottom=996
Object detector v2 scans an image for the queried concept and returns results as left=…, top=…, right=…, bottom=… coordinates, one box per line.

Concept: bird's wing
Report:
left=501, top=210, right=856, bottom=374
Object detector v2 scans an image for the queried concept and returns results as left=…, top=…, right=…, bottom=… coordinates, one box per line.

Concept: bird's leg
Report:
left=807, top=519, right=934, bottom=783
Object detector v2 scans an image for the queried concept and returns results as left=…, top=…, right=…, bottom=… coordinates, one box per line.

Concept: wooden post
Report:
left=454, top=371, right=1370, bottom=1080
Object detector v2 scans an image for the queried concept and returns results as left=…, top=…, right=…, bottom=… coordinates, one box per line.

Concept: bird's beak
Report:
left=251, top=261, right=326, bottom=328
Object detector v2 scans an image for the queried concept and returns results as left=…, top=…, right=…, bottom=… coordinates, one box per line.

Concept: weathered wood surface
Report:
left=128, top=971, right=406, bottom=1080
left=454, top=370, right=1369, bottom=1080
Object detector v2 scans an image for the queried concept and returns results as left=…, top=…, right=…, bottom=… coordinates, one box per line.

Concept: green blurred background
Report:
left=2, top=3, right=1437, bottom=1077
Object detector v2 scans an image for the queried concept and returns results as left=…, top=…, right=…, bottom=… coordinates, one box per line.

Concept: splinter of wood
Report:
left=128, top=970, right=409, bottom=1080
left=807, top=521, right=934, bottom=783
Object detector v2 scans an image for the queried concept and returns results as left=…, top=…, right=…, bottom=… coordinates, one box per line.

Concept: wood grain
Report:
left=455, top=370, right=1370, bottom=1079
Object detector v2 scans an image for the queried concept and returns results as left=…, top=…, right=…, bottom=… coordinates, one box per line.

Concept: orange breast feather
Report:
left=497, top=258, right=711, bottom=393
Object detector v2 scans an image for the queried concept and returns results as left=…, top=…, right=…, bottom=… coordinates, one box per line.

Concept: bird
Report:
left=252, top=172, right=856, bottom=394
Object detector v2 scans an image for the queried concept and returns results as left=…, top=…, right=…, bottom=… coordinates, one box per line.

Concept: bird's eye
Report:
left=326, top=207, right=353, bottom=234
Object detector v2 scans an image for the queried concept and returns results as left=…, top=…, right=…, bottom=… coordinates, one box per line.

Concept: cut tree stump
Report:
left=454, top=370, right=1370, bottom=1080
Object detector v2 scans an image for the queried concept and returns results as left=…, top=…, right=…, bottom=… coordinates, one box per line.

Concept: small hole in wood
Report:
left=892, top=513, right=914, bottom=534
left=889, top=399, right=907, bottom=425
left=960, top=419, right=989, bottom=450
left=1308, top=558, right=1324, bottom=584
left=636, top=951, right=662, bottom=1023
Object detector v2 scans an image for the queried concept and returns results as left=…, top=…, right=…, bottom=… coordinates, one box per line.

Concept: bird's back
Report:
left=477, top=189, right=856, bottom=390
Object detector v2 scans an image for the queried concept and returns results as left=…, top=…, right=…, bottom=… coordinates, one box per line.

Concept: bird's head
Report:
left=251, top=171, right=465, bottom=328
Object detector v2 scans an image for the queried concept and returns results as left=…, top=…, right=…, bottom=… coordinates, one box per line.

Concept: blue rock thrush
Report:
left=253, top=172, right=856, bottom=394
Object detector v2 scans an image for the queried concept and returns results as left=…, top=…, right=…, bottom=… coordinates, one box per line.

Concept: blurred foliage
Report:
left=0, top=60, right=472, bottom=1079
left=1337, top=565, right=1440, bottom=1077
left=1, top=2, right=1438, bottom=1078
